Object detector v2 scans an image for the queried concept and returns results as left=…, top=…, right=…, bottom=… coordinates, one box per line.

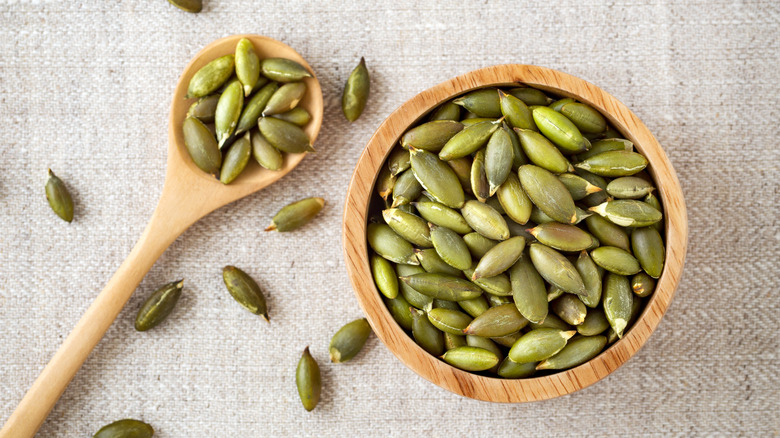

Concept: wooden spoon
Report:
left=1, top=34, right=323, bottom=438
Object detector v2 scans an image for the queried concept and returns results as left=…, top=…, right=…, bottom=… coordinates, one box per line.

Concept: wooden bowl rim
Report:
left=342, top=64, right=688, bottom=403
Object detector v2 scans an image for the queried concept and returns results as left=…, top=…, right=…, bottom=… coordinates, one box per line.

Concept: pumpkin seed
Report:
left=491, top=330, right=521, bottom=347
left=603, top=273, right=633, bottom=338
left=45, top=169, right=74, bottom=222
left=536, top=335, right=607, bottom=370
left=413, top=201, right=472, bottom=234
left=631, top=271, right=656, bottom=297
left=507, top=328, right=575, bottom=363
left=429, top=223, right=472, bottom=270
left=505, top=125, right=528, bottom=169
left=329, top=318, right=372, bottom=363
left=497, top=358, right=537, bottom=378
left=458, top=295, right=490, bottom=317
left=558, top=173, right=603, bottom=200
left=251, top=130, right=283, bottom=171
left=472, top=236, right=526, bottom=280
left=439, top=120, right=500, bottom=160
left=494, top=173, right=532, bottom=225
left=575, top=251, right=602, bottom=308
left=182, top=116, right=221, bottom=175
left=367, top=223, right=418, bottom=265
left=263, top=82, right=306, bottom=116
left=411, top=307, right=445, bottom=355
left=528, top=313, right=572, bottom=331
left=219, top=132, right=251, bottom=184
left=518, top=165, right=577, bottom=224
left=532, top=106, right=590, bottom=154
left=560, top=102, right=606, bottom=134
left=549, top=97, right=575, bottom=112
left=386, top=148, right=411, bottom=177
left=257, top=117, right=313, bottom=154
left=235, top=38, right=261, bottom=96
left=266, top=197, right=324, bottom=232
left=529, top=243, right=587, bottom=295
left=410, top=148, right=465, bottom=208
left=235, top=82, right=279, bottom=134
left=463, top=303, right=528, bottom=337
left=452, top=88, right=502, bottom=118
left=428, top=308, right=473, bottom=334
left=441, top=346, right=499, bottom=371
left=397, top=264, right=431, bottom=309
left=186, top=54, right=234, bottom=98
left=383, top=208, right=431, bottom=248
left=515, top=128, right=573, bottom=174
left=547, top=285, right=564, bottom=302
left=399, top=273, right=483, bottom=301
left=271, top=107, right=311, bottom=126
left=342, top=57, right=370, bottom=122
left=590, top=199, right=662, bottom=228
left=371, top=254, right=399, bottom=299
left=575, top=150, right=648, bottom=176
left=606, top=176, right=655, bottom=199
left=591, top=246, right=642, bottom=275
left=577, top=138, right=633, bottom=161
left=509, top=252, right=548, bottom=323
left=464, top=264, right=512, bottom=296
left=94, top=419, right=154, bottom=438
left=187, top=94, right=220, bottom=123
left=465, top=335, right=503, bottom=365
left=445, top=156, right=473, bottom=193
left=415, top=248, right=462, bottom=277
left=376, top=166, right=396, bottom=200
left=444, top=332, right=468, bottom=350
left=296, top=347, right=321, bottom=411
left=527, top=223, right=595, bottom=252
left=508, top=87, right=551, bottom=106
left=134, top=280, right=183, bottom=332
left=577, top=307, right=610, bottom=336
left=261, top=58, right=312, bottom=82
left=498, top=89, right=535, bottom=131
left=223, top=266, right=268, bottom=320
left=631, top=226, right=665, bottom=278
left=485, top=127, right=514, bottom=195
left=584, top=214, right=630, bottom=251
left=214, top=79, right=244, bottom=147
left=469, top=149, right=490, bottom=203
left=392, top=168, right=423, bottom=208
left=401, top=120, right=464, bottom=152
left=385, top=295, right=414, bottom=330
left=434, top=299, right=459, bottom=310
left=462, top=232, right=498, bottom=259
left=429, top=101, right=461, bottom=121
left=551, top=294, right=587, bottom=326
left=460, top=200, right=509, bottom=241
left=644, top=192, right=665, bottom=233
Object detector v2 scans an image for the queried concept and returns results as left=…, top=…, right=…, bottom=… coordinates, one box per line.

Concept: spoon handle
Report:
left=1, top=198, right=188, bottom=438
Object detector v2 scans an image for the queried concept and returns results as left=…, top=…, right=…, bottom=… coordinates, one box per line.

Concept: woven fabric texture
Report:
left=1, top=1, right=778, bottom=436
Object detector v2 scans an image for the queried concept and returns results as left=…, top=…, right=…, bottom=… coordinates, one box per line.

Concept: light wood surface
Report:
left=343, top=64, right=688, bottom=403
left=0, top=35, right=323, bottom=437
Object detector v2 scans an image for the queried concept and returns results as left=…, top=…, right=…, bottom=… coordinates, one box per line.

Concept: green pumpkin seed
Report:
left=383, top=208, right=431, bottom=247
left=251, top=130, right=283, bottom=171
left=399, top=273, right=483, bottom=301
left=606, top=176, right=656, bottom=199
left=515, top=128, right=573, bottom=174
left=551, top=294, right=587, bottom=326
left=497, top=358, right=537, bottom=378
left=462, top=232, right=498, bottom=259
left=439, top=120, right=501, bottom=160
left=644, top=192, right=664, bottom=233
left=391, top=168, right=423, bottom=208
left=397, top=264, right=431, bottom=309
left=429, top=101, right=461, bottom=121
left=527, top=223, right=595, bottom=252
left=187, top=94, right=220, bottom=123
left=367, top=223, right=418, bottom=265
left=271, top=107, right=311, bottom=126
left=485, top=128, right=514, bottom=195
left=466, top=335, right=503, bottom=361
left=296, top=347, right=321, bottom=411
left=577, top=138, right=633, bottom=161
left=505, top=125, right=528, bottom=169
left=235, top=82, right=279, bottom=134
left=464, top=264, right=512, bottom=296
left=410, top=148, right=465, bottom=208
left=371, top=254, right=399, bottom=299
left=537, top=335, right=607, bottom=370
left=532, top=106, right=590, bottom=154
left=631, top=226, right=665, bottom=278
left=223, top=266, right=268, bottom=320
left=413, top=201, right=472, bottom=234
left=387, top=148, right=412, bottom=176
left=266, top=197, right=324, bottom=232
left=518, top=165, right=577, bottom=224
left=342, top=57, right=370, bottom=122
left=508, top=328, right=575, bottom=363
left=263, top=82, right=306, bottom=116
left=385, top=295, right=414, bottom=330
left=186, top=54, right=234, bottom=98
left=560, top=102, right=606, bottom=134
left=235, top=38, right=261, bottom=96
left=469, top=149, right=490, bottom=203
left=547, top=285, right=564, bottom=302
left=452, top=88, right=502, bottom=118
left=441, top=346, right=499, bottom=371
left=45, top=169, right=74, bottom=222
left=508, top=87, right=551, bottom=106
left=591, top=246, right=642, bottom=275
left=134, top=280, right=183, bottom=332
left=631, top=271, right=656, bottom=297
left=603, top=273, right=633, bottom=338
left=415, top=249, right=462, bottom=277
left=214, top=79, right=244, bottom=146
left=575, top=150, right=648, bottom=176
left=498, top=89, right=536, bottom=131
left=261, top=58, right=312, bottom=83
left=495, top=173, right=532, bottom=225
left=94, top=419, right=154, bottom=438
left=458, top=295, right=490, bottom=317
left=509, top=252, right=548, bottom=323
left=182, top=116, right=222, bottom=175
left=429, top=223, right=472, bottom=270
left=607, top=294, right=643, bottom=343
left=219, top=132, right=251, bottom=184
left=411, top=307, right=445, bottom=356
left=444, top=332, right=468, bottom=350
left=549, top=97, right=575, bottom=112
left=529, top=243, right=587, bottom=296
left=472, top=236, right=526, bottom=280
left=529, top=206, right=555, bottom=224
left=589, top=199, right=662, bottom=227
left=464, top=303, right=528, bottom=337
left=558, top=173, right=603, bottom=200
left=376, top=166, right=396, bottom=200
left=446, top=156, right=473, bottom=193
left=258, top=117, right=313, bottom=154
left=577, top=307, right=610, bottom=336
left=574, top=207, right=593, bottom=225
left=329, top=318, right=372, bottom=363
left=427, top=308, right=473, bottom=334
left=585, top=214, right=630, bottom=251
left=460, top=200, right=509, bottom=241
left=491, top=330, right=521, bottom=347
left=575, top=251, right=602, bottom=308
left=401, top=120, right=464, bottom=152
left=528, top=313, right=572, bottom=331
left=434, top=299, right=460, bottom=310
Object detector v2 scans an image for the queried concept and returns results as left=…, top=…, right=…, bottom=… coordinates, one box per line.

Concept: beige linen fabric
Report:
left=1, top=1, right=778, bottom=436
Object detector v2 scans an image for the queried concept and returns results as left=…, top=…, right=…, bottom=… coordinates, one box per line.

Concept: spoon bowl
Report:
left=1, top=34, right=322, bottom=438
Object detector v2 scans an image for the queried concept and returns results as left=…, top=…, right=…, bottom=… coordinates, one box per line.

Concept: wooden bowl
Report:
left=342, top=65, right=688, bottom=403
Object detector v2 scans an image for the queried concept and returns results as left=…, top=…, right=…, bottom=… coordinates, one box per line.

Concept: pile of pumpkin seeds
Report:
left=183, top=38, right=315, bottom=184
left=369, top=86, right=666, bottom=377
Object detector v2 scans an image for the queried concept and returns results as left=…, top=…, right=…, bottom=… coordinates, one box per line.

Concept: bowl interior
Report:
left=343, top=65, right=688, bottom=403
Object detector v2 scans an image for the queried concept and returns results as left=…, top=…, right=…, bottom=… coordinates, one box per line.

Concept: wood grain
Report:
left=0, top=35, right=323, bottom=438
left=342, top=64, right=688, bottom=403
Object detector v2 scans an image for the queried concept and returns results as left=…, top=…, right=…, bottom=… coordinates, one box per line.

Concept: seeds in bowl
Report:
left=366, top=85, right=665, bottom=378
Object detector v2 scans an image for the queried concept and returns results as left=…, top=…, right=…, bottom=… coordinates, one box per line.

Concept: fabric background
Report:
left=1, top=1, right=778, bottom=436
